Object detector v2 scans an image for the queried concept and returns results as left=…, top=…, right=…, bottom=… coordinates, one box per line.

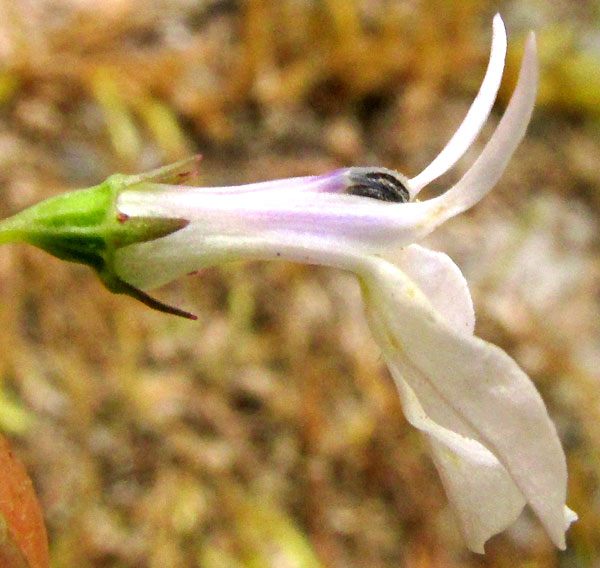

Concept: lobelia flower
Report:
left=0, top=15, right=576, bottom=553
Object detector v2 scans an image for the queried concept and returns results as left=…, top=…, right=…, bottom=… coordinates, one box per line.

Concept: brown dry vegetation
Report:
left=0, top=0, right=599, bottom=566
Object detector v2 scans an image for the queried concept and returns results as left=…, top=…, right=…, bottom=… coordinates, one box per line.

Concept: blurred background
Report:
left=0, top=0, right=599, bottom=566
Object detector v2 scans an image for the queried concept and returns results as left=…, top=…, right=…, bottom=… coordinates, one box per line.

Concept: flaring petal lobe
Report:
left=424, top=33, right=538, bottom=227
left=362, top=257, right=569, bottom=549
left=409, top=14, right=507, bottom=194
left=389, top=244, right=475, bottom=335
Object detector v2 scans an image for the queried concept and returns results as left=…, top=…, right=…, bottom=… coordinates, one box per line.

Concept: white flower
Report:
left=94, top=16, right=578, bottom=552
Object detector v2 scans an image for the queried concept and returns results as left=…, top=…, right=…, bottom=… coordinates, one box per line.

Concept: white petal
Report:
left=388, top=244, right=474, bottom=335
left=361, top=256, right=571, bottom=549
left=421, top=33, right=538, bottom=229
left=409, top=14, right=507, bottom=194
left=371, top=301, right=576, bottom=551
left=369, top=249, right=526, bottom=552
left=391, top=373, right=526, bottom=553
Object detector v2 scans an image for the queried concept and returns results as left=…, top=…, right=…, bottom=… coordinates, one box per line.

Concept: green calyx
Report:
left=0, top=157, right=201, bottom=320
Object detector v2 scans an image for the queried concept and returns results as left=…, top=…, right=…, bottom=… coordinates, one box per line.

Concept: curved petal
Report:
left=428, top=433, right=524, bottom=554
left=361, top=256, right=571, bottom=549
left=371, top=248, right=526, bottom=551
left=421, top=33, right=538, bottom=230
left=389, top=370, right=526, bottom=553
left=409, top=14, right=507, bottom=195
left=388, top=244, right=475, bottom=335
